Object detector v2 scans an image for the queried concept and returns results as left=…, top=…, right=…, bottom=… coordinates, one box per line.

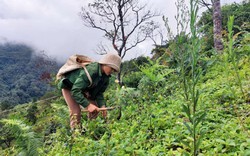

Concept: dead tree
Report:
left=79, top=0, right=160, bottom=83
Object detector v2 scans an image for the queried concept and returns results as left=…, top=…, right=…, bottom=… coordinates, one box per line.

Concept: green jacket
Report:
left=57, top=62, right=110, bottom=107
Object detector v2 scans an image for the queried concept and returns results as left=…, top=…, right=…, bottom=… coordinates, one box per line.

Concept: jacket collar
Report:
left=98, top=63, right=111, bottom=78
left=98, top=63, right=102, bottom=77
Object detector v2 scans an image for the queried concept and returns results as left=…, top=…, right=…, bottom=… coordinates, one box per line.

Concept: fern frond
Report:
left=0, top=119, right=42, bottom=156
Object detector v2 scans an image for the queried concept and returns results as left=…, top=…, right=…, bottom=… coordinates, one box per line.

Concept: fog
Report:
left=0, top=0, right=242, bottom=62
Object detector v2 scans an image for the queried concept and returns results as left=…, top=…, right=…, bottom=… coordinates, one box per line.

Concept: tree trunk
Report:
left=213, top=0, right=223, bottom=52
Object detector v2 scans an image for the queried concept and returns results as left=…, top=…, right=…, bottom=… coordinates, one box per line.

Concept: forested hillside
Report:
left=0, top=43, right=59, bottom=110
left=0, top=1, right=250, bottom=156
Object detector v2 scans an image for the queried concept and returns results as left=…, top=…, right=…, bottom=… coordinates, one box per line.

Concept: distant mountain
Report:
left=0, top=42, right=60, bottom=110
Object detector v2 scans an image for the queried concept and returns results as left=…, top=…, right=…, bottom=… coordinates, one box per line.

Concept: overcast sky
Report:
left=0, top=0, right=243, bottom=62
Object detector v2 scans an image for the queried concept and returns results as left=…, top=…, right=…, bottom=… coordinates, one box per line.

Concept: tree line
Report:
left=0, top=42, right=59, bottom=110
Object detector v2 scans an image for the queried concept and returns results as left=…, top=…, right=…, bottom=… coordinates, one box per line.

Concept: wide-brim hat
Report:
left=99, top=53, right=121, bottom=72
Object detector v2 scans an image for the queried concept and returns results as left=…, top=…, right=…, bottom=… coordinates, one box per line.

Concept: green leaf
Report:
left=194, top=89, right=200, bottom=106
left=181, top=140, right=191, bottom=148
left=196, top=129, right=206, bottom=150
left=194, top=112, right=206, bottom=128
left=183, top=122, right=193, bottom=134
left=215, top=139, right=226, bottom=144
left=182, top=104, right=191, bottom=119
left=226, top=139, right=236, bottom=146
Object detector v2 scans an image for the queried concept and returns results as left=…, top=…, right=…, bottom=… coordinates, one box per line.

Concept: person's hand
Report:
left=87, top=103, right=99, bottom=119
left=101, top=105, right=107, bottom=118
left=87, top=103, right=98, bottom=112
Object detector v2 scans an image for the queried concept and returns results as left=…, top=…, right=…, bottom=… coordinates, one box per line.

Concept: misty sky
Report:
left=0, top=0, right=243, bottom=62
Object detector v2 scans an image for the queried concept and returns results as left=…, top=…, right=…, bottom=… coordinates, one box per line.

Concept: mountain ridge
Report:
left=0, top=42, right=59, bottom=110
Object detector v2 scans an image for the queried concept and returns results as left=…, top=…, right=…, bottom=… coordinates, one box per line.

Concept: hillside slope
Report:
left=0, top=42, right=59, bottom=110
left=1, top=53, right=249, bottom=155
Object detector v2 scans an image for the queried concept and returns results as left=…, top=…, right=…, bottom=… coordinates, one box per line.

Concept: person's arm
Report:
left=71, top=69, right=91, bottom=107
left=96, top=80, right=109, bottom=118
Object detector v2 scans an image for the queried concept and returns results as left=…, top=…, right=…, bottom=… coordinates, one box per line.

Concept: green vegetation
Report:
left=197, top=0, right=250, bottom=52
left=0, top=42, right=59, bottom=110
left=0, top=1, right=250, bottom=156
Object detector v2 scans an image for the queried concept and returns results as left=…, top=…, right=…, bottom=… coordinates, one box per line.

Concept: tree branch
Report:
left=198, top=0, right=213, bottom=12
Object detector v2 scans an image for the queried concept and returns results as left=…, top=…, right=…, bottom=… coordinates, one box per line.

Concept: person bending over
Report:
left=57, top=53, right=121, bottom=129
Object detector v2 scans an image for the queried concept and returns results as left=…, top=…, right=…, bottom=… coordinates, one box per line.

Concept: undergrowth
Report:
left=1, top=2, right=250, bottom=156
left=1, top=50, right=249, bottom=155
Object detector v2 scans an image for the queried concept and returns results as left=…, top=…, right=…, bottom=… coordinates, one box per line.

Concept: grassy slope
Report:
left=1, top=55, right=250, bottom=155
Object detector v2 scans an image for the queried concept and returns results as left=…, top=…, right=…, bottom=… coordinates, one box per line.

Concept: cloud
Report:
left=0, top=0, right=244, bottom=63
left=0, top=0, right=105, bottom=62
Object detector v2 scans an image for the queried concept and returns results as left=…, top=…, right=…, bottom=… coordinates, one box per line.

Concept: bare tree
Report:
left=79, top=0, right=160, bottom=83
left=198, top=0, right=212, bottom=12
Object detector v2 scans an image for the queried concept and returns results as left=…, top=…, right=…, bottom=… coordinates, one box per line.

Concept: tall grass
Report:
left=224, top=16, right=249, bottom=136
left=226, top=16, right=246, bottom=100
left=174, top=0, right=206, bottom=155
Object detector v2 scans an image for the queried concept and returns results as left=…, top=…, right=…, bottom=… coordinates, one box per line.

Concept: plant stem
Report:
left=227, top=16, right=245, bottom=99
